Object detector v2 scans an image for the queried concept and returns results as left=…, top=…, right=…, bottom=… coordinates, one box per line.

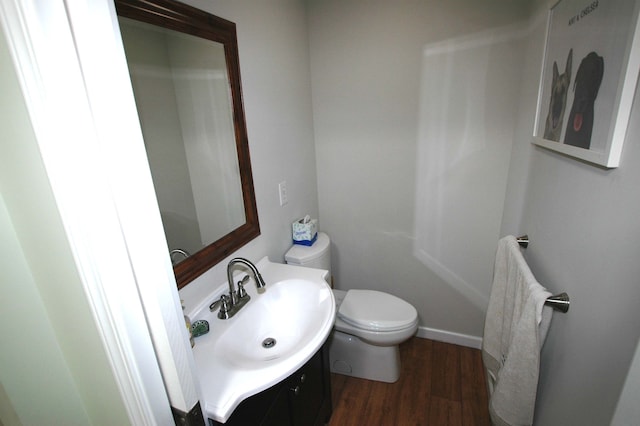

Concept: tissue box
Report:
left=292, top=217, right=318, bottom=246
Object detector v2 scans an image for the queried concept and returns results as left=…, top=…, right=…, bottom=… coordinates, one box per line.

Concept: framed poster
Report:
left=533, top=0, right=640, bottom=168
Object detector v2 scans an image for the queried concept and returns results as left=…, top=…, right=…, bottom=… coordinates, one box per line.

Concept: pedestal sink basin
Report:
left=185, top=257, right=335, bottom=423
left=215, top=278, right=332, bottom=368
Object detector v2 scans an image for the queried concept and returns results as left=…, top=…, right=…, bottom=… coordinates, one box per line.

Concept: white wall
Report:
left=178, top=0, right=320, bottom=308
left=0, top=198, right=94, bottom=426
left=307, top=0, right=530, bottom=340
left=502, top=2, right=640, bottom=424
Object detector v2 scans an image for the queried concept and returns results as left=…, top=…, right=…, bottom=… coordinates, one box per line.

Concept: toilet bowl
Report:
left=285, top=232, right=418, bottom=383
left=330, top=288, right=418, bottom=382
left=334, top=289, right=418, bottom=345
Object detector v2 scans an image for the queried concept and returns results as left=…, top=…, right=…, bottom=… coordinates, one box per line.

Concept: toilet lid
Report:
left=338, top=289, right=417, bottom=332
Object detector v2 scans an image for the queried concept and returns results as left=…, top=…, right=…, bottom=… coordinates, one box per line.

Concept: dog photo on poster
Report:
left=534, top=0, right=640, bottom=168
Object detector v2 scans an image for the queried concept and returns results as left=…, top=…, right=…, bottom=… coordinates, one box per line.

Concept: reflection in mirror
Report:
left=116, top=0, right=260, bottom=288
left=120, top=18, right=245, bottom=258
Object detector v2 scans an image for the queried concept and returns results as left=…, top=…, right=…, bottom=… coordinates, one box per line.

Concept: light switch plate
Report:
left=278, top=181, right=288, bottom=206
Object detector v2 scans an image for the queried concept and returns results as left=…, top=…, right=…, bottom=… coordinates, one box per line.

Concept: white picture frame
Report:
left=533, top=0, right=640, bottom=168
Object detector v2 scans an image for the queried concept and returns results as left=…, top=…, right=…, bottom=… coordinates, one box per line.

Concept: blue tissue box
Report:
left=292, top=217, right=318, bottom=245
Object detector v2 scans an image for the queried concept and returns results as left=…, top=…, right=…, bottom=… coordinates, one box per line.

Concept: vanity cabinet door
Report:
left=260, top=386, right=292, bottom=426
left=288, top=349, right=324, bottom=426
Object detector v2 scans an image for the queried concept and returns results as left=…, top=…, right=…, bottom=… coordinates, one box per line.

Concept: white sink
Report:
left=187, top=257, right=335, bottom=423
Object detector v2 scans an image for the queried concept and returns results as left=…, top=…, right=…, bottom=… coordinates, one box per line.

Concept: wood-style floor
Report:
left=328, top=337, right=490, bottom=426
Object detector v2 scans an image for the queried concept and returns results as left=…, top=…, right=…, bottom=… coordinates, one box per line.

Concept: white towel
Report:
left=482, top=235, right=553, bottom=426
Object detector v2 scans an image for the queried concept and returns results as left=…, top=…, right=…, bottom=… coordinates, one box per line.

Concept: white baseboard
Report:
left=415, top=326, right=482, bottom=349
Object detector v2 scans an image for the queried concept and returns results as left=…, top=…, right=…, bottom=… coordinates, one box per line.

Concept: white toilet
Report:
left=285, top=232, right=418, bottom=383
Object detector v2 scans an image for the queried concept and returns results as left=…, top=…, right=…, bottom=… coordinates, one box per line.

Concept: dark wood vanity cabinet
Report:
left=210, top=342, right=332, bottom=426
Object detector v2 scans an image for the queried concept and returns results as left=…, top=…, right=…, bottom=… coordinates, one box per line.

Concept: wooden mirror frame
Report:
left=115, top=0, right=260, bottom=289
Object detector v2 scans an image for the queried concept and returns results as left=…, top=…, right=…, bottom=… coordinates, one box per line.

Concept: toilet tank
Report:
left=285, top=232, right=331, bottom=282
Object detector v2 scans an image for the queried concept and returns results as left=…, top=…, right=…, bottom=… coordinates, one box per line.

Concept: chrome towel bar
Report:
left=516, top=235, right=529, bottom=248
left=516, top=234, right=570, bottom=313
left=544, top=292, right=570, bottom=313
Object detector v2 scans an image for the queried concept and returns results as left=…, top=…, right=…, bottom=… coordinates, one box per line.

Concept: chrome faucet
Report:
left=210, top=257, right=267, bottom=319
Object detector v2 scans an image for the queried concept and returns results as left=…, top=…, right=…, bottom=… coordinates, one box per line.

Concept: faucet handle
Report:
left=209, top=297, right=221, bottom=312
left=210, top=294, right=231, bottom=318
left=237, top=276, right=250, bottom=299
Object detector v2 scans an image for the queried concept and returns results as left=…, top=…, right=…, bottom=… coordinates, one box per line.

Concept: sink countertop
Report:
left=187, top=257, right=335, bottom=423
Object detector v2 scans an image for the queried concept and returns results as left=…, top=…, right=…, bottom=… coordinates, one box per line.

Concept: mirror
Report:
left=116, top=0, right=260, bottom=289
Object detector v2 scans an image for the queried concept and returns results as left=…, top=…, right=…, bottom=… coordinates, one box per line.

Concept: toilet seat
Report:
left=338, top=289, right=417, bottom=332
